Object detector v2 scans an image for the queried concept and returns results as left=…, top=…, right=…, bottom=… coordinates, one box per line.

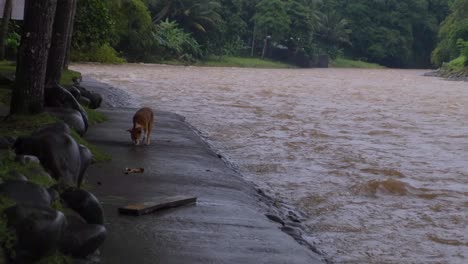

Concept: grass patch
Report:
left=0, top=113, right=57, bottom=137
left=0, top=151, right=55, bottom=187
left=161, top=56, right=293, bottom=68
left=0, top=60, right=15, bottom=73
left=198, top=56, right=293, bottom=68
left=60, top=69, right=81, bottom=86
left=71, top=44, right=126, bottom=64
left=331, top=58, right=386, bottom=69
left=84, top=106, right=108, bottom=125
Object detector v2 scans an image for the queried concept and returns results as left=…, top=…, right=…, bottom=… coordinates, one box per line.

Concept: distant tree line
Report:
left=3, top=0, right=468, bottom=68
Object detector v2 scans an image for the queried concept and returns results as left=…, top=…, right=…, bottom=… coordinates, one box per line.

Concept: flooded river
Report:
left=73, top=64, right=468, bottom=264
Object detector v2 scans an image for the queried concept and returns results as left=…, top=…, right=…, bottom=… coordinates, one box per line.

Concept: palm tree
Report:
left=314, top=11, right=351, bottom=56
left=316, top=11, right=351, bottom=47
left=149, top=0, right=222, bottom=33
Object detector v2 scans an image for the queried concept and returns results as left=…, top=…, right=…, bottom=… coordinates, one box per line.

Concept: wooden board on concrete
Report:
left=118, top=196, right=197, bottom=216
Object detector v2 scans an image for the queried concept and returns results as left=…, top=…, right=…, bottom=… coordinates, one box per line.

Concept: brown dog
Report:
left=127, top=107, right=154, bottom=145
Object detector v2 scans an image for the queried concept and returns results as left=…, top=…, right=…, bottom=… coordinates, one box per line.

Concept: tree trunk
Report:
left=10, top=0, right=58, bottom=115
left=46, top=0, right=75, bottom=86
left=63, top=0, right=78, bottom=70
left=0, top=0, right=13, bottom=60
left=250, top=20, right=256, bottom=57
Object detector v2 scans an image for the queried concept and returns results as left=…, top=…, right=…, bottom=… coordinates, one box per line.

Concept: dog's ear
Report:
left=127, top=128, right=132, bottom=133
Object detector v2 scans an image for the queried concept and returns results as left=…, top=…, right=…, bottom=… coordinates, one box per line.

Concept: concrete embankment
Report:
left=82, top=78, right=323, bottom=264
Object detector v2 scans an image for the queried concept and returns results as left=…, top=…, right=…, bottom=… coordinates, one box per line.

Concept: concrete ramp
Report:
left=85, top=108, right=323, bottom=264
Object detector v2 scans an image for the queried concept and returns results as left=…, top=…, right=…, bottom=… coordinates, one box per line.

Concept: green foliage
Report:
left=60, top=70, right=82, bottom=86
left=315, top=11, right=351, bottom=59
left=457, top=39, right=468, bottom=65
left=206, top=0, right=249, bottom=56
left=432, top=0, right=468, bottom=66
left=71, top=44, right=126, bottom=64
left=153, top=20, right=201, bottom=61
left=113, top=0, right=155, bottom=62
left=442, top=56, right=466, bottom=72
left=73, top=0, right=115, bottom=50
left=0, top=151, right=55, bottom=188
left=72, top=0, right=454, bottom=67
left=254, top=0, right=291, bottom=42
left=329, top=0, right=447, bottom=67
left=83, top=106, right=108, bottom=125
left=0, top=113, right=57, bottom=137
left=149, top=0, right=222, bottom=33
left=6, top=32, right=20, bottom=55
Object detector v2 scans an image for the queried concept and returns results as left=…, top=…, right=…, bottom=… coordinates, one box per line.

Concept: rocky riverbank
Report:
left=0, top=79, right=109, bottom=263
left=424, top=68, right=468, bottom=81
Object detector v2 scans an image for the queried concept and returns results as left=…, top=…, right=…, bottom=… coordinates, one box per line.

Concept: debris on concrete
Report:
left=124, top=167, right=144, bottom=174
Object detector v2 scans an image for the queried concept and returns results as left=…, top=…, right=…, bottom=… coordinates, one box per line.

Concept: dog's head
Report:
left=127, top=127, right=143, bottom=145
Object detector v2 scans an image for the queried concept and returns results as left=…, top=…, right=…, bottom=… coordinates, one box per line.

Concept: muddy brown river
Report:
left=73, top=64, right=468, bottom=264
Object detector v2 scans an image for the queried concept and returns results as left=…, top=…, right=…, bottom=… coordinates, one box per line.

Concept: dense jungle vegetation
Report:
left=7, top=0, right=467, bottom=68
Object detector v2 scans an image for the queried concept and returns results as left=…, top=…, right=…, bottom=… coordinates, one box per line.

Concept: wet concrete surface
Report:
left=84, top=107, right=323, bottom=263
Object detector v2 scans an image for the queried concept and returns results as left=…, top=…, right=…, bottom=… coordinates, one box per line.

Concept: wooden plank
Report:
left=118, top=196, right=197, bottom=216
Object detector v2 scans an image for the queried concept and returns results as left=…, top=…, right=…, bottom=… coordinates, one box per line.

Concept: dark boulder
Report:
left=13, top=123, right=92, bottom=187
left=48, top=187, right=60, bottom=204
left=45, top=108, right=86, bottom=136
left=5, top=205, right=66, bottom=263
left=65, top=86, right=81, bottom=100
left=15, top=155, right=40, bottom=165
left=0, top=180, right=51, bottom=206
left=60, top=214, right=107, bottom=258
left=79, top=97, right=91, bottom=108
left=61, top=189, right=104, bottom=225
left=44, top=84, right=88, bottom=133
left=74, top=85, right=102, bottom=109
left=78, top=145, right=93, bottom=187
